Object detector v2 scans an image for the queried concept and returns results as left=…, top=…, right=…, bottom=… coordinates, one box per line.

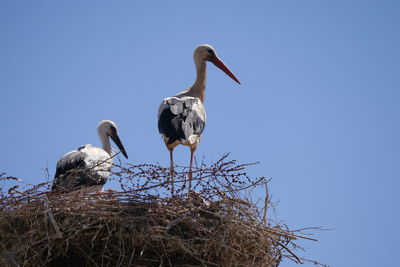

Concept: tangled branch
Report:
left=0, top=154, right=327, bottom=267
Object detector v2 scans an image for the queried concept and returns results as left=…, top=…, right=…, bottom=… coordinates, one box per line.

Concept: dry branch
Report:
left=0, top=155, right=327, bottom=267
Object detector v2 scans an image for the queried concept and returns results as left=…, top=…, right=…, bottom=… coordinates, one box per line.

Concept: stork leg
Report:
left=188, top=147, right=196, bottom=193
left=169, top=149, right=175, bottom=195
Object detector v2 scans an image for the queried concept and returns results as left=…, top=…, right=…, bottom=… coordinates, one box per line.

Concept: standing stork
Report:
left=52, top=120, right=128, bottom=192
left=158, top=44, right=240, bottom=191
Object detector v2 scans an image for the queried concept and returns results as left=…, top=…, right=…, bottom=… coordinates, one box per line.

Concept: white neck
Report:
left=181, top=55, right=207, bottom=102
left=98, top=128, right=112, bottom=155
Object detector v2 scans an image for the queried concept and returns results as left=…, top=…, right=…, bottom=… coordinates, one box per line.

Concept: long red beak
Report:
left=209, top=56, right=241, bottom=84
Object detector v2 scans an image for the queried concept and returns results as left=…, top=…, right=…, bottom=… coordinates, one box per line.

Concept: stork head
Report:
left=194, top=44, right=241, bottom=84
left=98, top=120, right=128, bottom=159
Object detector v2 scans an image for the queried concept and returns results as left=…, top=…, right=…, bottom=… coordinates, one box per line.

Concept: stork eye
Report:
left=110, top=126, right=117, bottom=134
left=207, top=49, right=215, bottom=56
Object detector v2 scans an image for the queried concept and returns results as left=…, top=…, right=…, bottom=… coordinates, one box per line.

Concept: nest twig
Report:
left=0, top=154, right=328, bottom=267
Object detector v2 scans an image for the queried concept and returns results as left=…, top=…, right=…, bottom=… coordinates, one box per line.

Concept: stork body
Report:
left=158, top=96, right=206, bottom=151
left=52, top=120, right=128, bottom=192
left=158, top=44, right=240, bottom=191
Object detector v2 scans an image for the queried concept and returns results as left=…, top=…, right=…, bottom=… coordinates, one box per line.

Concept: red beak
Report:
left=209, top=56, right=241, bottom=84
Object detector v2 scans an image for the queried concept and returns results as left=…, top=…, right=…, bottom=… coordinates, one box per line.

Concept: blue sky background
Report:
left=1, top=1, right=399, bottom=266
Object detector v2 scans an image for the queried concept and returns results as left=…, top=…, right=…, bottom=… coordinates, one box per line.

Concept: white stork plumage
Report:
left=51, top=120, right=128, bottom=192
left=158, top=44, right=240, bottom=190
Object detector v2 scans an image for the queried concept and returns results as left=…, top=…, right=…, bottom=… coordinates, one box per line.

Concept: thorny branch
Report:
left=0, top=154, right=328, bottom=267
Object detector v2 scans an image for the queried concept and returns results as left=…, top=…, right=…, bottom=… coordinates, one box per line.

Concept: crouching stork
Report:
left=52, top=120, right=128, bottom=192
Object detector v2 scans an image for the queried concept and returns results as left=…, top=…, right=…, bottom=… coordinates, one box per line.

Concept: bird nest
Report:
left=0, top=154, right=327, bottom=267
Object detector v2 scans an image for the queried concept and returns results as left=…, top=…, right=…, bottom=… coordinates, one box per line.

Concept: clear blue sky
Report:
left=1, top=1, right=399, bottom=266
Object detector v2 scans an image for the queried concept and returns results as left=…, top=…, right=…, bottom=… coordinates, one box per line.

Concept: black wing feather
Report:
left=158, top=98, right=205, bottom=145
left=52, top=148, right=103, bottom=191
